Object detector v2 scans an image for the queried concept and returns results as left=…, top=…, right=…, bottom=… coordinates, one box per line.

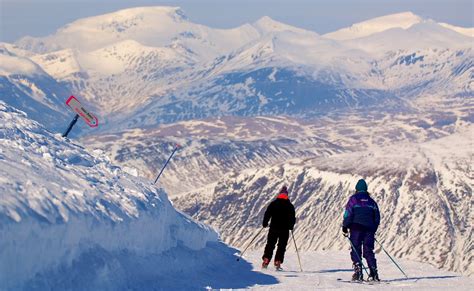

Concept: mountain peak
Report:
left=254, top=16, right=282, bottom=27
left=115, top=6, right=188, bottom=21
left=324, top=11, right=423, bottom=40
left=60, top=6, right=188, bottom=33
left=252, top=16, right=314, bottom=35
left=368, top=11, right=423, bottom=27
left=16, top=6, right=191, bottom=53
left=439, top=22, right=474, bottom=37
left=90, top=6, right=185, bottom=19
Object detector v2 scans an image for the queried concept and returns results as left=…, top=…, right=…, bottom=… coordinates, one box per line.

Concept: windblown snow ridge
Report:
left=0, top=101, right=224, bottom=289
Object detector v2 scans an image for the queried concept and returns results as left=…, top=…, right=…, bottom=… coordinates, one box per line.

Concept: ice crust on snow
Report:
left=0, top=102, right=220, bottom=289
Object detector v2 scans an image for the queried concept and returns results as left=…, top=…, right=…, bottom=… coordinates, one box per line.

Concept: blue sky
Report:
left=1, top=0, right=472, bottom=42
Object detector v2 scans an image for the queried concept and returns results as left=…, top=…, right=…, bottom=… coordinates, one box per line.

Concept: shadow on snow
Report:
left=23, top=241, right=277, bottom=290
left=385, top=275, right=459, bottom=283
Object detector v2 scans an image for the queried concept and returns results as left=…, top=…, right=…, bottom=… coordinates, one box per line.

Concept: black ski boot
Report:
left=351, top=263, right=363, bottom=281
left=368, top=267, right=380, bottom=282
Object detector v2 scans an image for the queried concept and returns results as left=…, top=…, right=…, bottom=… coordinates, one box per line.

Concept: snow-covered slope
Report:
left=83, top=104, right=466, bottom=197
left=374, top=47, right=473, bottom=99
left=244, top=250, right=474, bottom=290
left=174, top=125, right=473, bottom=276
left=16, top=7, right=335, bottom=121
left=3, top=5, right=473, bottom=287
left=345, top=21, right=472, bottom=54
left=439, top=23, right=474, bottom=37
left=82, top=115, right=346, bottom=195
left=1, top=100, right=472, bottom=288
left=323, top=11, right=474, bottom=41
left=324, top=12, right=423, bottom=40
left=30, top=48, right=82, bottom=79
left=15, top=6, right=258, bottom=58
left=0, top=102, right=275, bottom=290
left=7, top=8, right=472, bottom=131
left=0, top=44, right=74, bottom=133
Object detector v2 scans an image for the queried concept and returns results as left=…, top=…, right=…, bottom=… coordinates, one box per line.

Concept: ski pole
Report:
left=375, top=237, right=408, bottom=278
left=236, top=227, right=264, bottom=261
left=346, top=235, right=370, bottom=278
left=153, top=144, right=180, bottom=184
left=291, top=230, right=303, bottom=272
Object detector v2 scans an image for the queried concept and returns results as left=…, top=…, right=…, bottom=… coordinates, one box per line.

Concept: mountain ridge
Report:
left=173, top=124, right=473, bottom=275
left=323, top=11, right=423, bottom=40
left=4, top=7, right=472, bottom=133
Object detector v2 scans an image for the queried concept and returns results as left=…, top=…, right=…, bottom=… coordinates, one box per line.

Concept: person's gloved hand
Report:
left=342, top=227, right=349, bottom=237
left=263, top=222, right=268, bottom=228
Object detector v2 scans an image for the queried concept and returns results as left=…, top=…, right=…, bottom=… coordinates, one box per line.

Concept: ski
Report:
left=337, top=278, right=388, bottom=285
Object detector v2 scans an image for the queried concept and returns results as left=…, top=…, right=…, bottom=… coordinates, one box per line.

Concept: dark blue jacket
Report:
left=342, top=191, right=380, bottom=232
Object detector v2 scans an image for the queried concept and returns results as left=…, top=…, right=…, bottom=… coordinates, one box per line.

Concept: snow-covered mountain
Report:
left=2, top=6, right=473, bottom=283
left=323, top=12, right=423, bottom=40
left=324, top=11, right=473, bottom=41
left=82, top=101, right=468, bottom=197
left=4, top=7, right=471, bottom=132
left=15, top=6, right=259, bottom=58
left=173, top=124, right=473, bottom=276
left=0, top=102, right=277, bottom=290
left=1, top=102, right=473, bottom=288
left=345, top=21, right=472, bottom=54
left=439, top=22, right=474, bottom=37
left=0, top=43, right=75, bottom=133
left=82, top=115, right=347, bottom=195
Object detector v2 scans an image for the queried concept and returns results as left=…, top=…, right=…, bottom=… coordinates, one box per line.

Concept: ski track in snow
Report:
left=237, top=251, right=473, bottom=290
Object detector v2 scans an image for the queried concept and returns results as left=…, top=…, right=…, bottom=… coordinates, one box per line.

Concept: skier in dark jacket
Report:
left=262, top=185, right=296, bottom=270
left=342, top=179, right=381, bottom=282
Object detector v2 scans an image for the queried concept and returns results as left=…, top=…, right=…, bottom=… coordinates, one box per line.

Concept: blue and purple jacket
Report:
left=342, top=191, right=380, bottom=232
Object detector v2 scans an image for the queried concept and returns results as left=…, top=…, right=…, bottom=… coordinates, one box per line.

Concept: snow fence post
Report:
left=62, top=114, right=79, bottom=138
left=153, top=144, right=180, bottom=184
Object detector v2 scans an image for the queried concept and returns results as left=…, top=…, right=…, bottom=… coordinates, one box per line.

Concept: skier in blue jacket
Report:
left=342, top=179, right=380, bottom=281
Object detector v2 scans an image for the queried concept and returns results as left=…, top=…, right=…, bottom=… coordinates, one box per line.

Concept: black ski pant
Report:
left=262, top=228, right=290, bottom=263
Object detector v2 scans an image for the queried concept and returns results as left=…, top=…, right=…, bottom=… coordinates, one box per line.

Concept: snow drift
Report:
left=0, top=102, right=274, bottom=290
